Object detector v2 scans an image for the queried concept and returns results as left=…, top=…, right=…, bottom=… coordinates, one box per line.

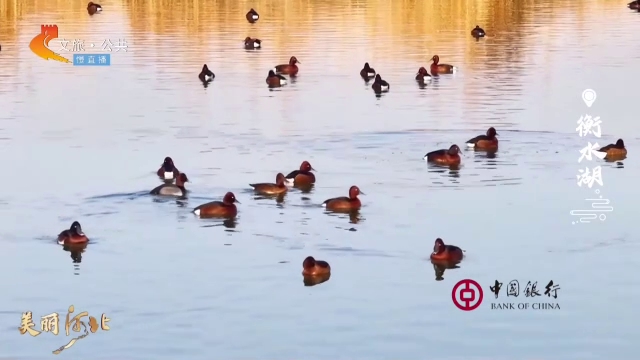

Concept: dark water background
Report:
left=0, top=0, right=638, bottom=358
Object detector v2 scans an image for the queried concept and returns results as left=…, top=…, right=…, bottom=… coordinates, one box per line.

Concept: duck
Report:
left=87, top=2, right=102, bottom=15
left=302, top=256, right=331, bottom=276
left=285, top=161, right=316, bottom=185
left=430, top=238, right=464, bottom=263
left=597, top=139, right=627, bottom=160
left=199, top=64, right=215, bottom=82
left=57, top=221, right=89, bottom=245
left=244, top=37, right=261, bottom=50
left=193, top=192, right=239, bottom=218
left=360, top=62, right=376, bottom=79
left=430, top=55, right=457, bottom=74
left=266, top=70, right=287, bottom=87
left=371, top=74, right=390, bottom=94
left=150, top=173, right=189, bottom=197
left=246, top=8, right=259, bottom=23
left=424, top=145, right=462, bottom=166
left=415, top=67, right=432, bottom=83
left=628, top=0, right=639, bottom=9
left=156, top=157, right=180, bottom=180
left=471, top=25, right=486, bottom=37
left=322, top=185, right=363, bottom=212
left=466, top=127, right=498, bottom=151
left=274, top=56, right=300, bottom=76
left=249, top=173, right=288, bottom=195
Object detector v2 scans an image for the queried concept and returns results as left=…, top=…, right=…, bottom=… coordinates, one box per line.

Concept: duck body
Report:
left=87, top=2, right=102, bottom=14
left=199, top=64, right=215, bottom=82
left=471, top=25, right=485, bottom=37
left=274, top=56, right=300, bottom=76
left=193, top=192, right=238, bottom=218
left=302, top=256, right=331, bottom=276
left=250, top=173, right=288, bottom=195
left=430, top=238, right=463, bottom=263
left=430, top=55, right=457, bottom=74
left=266, top=70, right=287, bottom=87
left=371, top=74, right=389, bottom=94
left=246, top=8, right=259, bottom=22
left=244, top=37, right=261, bottom=49
left=57, top=221, right=89, bottom=245
left=466, top=127, right=498, bottom=150
left=322, top=185, right=362, bottom=212
left=415, top=67, right=432, bottom=83
left=598, top=139, right=627, bottom=159
left=360, top=62, right=376, bottom=79
left=424, top=145, right=462, bottom=166
left=151, top=173, right=188, bottom=197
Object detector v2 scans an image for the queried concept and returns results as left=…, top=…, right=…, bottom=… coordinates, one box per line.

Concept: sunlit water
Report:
left=1, top=0, right=639, bottom=359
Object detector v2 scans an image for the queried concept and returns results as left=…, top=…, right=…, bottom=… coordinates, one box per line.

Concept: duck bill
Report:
left=360, top=191, right=366, bottom=195
left=310, top=167, right=316, bottom=172
left=235, top=200, right=241, bottom=204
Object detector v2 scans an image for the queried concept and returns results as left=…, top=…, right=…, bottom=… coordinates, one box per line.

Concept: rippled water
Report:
left=1, top=0, right=639, bottom=358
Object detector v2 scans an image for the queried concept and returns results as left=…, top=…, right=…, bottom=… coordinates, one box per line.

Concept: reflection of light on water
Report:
left=570, top=189, right=613, bottom=224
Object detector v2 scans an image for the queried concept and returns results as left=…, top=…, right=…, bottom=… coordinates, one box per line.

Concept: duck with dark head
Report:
left=274, top=56, right=300, bottom=76
left=430, top=238, right=464, bottom=264
left=372, top=74, right=390, bottom=94
left=246, top=8, right=259, bottom=23
left=285, top=161, right=316, bottom=186
left=416, top=67, right=432, bottom=83
left=360, top=62, right=376, bottom=80
left=57, top=221, right=89, bottom=245
left=466, top=127, right=498, bottom=151
left=244, top=37, right=261, bottom=50
left=430, top=55, right=457, bottom=74
left=266, top=70, right=287, bottom=87
left=302, top=256, right=331, bottom=276
left=471, top=25, right=485, bottom=38
left=199, top=64, right=215, bottom=83
left=87, top=2, right=102, bottom=15
left=598, top=138, right=627, bottom=160
left=250, top=173, right=288, bottom=196
left=157, top=157, right=180, bottom=180
left=150, top=173, right=189, bottom=197
left=322, top=186, right=363, bottom=212
left=424, top=145, right=462, bottom=166
left=193, top=192, right=239, bottom=218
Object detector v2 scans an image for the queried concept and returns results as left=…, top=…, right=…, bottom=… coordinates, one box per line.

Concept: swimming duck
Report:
left=244, top=37, right=261, bottom=50
left=285, top=161, right=315, bottom=185
left=156, top=157, right=180, bottom=180
left=193, top=192, right=239, bottom=218
left=322, top=185, right=363, bottom=212
left=249, top=173, right=288, bottom=195
left=246, top=8, right=259, bottom=23
left=150, top=173, right=189, bottom=197
left=466, top=127, right=498, bottom=151
left=415, top=67, right=432, bottom=83
left=430, top=55, right=457, bottom=74
left=430, top=238, right=464, bottom=263
left=87, top=2, right=102, bottom=15
left=372, top=74, right=390, bottom=94
left=360, top=62, right=376, bottom=79
left=302, top=256, right=331, bottom=276
left=266, top=70, right=287, bottom=87
left=628, top=0, right=639, bottom=9
left=424, top=145, right=462, bottom=166
left=274, top=56, right=300, bottom=76
left=471, top=25, right=485, bottom=37
left=597, top=139, right=627, bottom=160
left=199, top=64, right=215, bottom=82
left=57, top=221, right=89, bottom=245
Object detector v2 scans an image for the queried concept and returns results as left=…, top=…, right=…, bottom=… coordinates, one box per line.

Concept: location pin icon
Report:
left=582, top=89, right=597, bottom=107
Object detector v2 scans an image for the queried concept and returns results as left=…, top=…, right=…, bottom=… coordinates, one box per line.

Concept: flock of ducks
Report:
left=47, top=4, right=627, bottom=281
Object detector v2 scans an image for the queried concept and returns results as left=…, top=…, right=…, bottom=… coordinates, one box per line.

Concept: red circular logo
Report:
left=452, top=279, right=483, bottom=311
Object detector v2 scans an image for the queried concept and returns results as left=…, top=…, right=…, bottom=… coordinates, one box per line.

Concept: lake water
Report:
left=1, top=0, right=639, bottom=358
